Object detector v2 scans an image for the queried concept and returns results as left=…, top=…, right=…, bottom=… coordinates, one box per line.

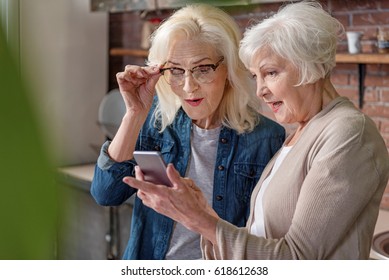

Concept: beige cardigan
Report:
left=202, top=97, right=389, bottom=259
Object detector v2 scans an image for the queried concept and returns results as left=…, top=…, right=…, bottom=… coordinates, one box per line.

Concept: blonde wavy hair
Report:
left=147, top=4, right=261, bottom=134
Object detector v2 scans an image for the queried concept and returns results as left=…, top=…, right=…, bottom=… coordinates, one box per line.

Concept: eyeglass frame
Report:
left=159, top=57, right=224, bottom=86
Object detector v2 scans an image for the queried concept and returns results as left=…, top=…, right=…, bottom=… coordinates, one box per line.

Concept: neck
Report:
left=322, top=78, right=340, bottom=108
left=285, top=125, right=306, bottom=146
left=286, top=78, right=339, bottom=147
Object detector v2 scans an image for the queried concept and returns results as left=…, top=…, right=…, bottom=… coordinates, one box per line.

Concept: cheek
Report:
left=268, top=79, right=286, bottom=96
left=204, top=72, right=227, bottom=100
left=208, top=82, right=226, bottom=107
left=282, top=103, right=300, bottom=122
left=170, top=87, right=185, bottom=102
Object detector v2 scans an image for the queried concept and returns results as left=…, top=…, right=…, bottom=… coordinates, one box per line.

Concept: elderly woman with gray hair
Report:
left=125, top=1, right=389, bottom=259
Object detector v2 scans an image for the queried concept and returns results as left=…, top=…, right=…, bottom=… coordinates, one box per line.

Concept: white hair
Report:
left=239, top=0, right=345, bottom=86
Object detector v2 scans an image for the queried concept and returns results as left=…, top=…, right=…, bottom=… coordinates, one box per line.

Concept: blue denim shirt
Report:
left=91, top=98, right=285, bottom=260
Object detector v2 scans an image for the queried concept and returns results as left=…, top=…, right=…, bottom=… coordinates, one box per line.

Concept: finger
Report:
left=185, top=179, right=201, bottom=192
left=123, top=65, right=159, bottom=79
left=144, top=67, right=161, bottom=94
left=143, top=65, right=161, bottom=76
left=124, top=65, right=146, bottom=77
left=116, top=72, right=147, bottom=88
left=118, top=66, right=149, bottom=85
left=137, top=190, right=146, bottom=200
left=123, top=176, right=155, bottom=193
left=166, top=164, right=182, bottom=188
left=166, top=165, right=199, bottom=193
left=134, top=165, right=145, bottom=181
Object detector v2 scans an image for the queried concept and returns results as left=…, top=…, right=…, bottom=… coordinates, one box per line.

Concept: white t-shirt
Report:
left=165, top=124, right=221, bottom=260
left=250, top=146, right=292, bottom=237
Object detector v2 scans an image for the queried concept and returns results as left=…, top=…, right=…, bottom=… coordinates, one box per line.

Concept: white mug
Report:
left=346, top=31, right=363, bottom=54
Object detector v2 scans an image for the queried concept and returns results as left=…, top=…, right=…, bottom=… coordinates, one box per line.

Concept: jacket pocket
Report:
left=233, top=163, right=264, bottom=203
left=138, top=136, right=174, bottom=154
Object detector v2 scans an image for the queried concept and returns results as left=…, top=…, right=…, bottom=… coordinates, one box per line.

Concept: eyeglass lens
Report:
left=161, top=57, right=223, bottom=86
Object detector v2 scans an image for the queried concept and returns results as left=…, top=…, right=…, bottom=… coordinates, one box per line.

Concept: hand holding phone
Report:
left=133, top=151, right=172, bottom=187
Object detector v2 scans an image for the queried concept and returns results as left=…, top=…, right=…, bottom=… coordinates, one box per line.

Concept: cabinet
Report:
left=91, top=0, right=286, bottom=12
left=56, top=164, right=133, bottom=260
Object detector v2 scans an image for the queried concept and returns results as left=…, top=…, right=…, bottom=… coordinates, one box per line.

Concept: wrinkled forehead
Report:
left=249, top=47, right=279, bottom=68
left=166, top=35, right=218, bottom=62
left=249, top=47, right=298, bottom=75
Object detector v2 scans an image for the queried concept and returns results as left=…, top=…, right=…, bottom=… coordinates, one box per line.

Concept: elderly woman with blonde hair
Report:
left=91, top=3, right=285, bottom=260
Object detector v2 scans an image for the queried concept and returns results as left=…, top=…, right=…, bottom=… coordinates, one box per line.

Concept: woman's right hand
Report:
left=116, top=65, right=161, bottom=115
left=107, top=65, right=161, bottom=162
left=123, top=164, right=219, bottom=245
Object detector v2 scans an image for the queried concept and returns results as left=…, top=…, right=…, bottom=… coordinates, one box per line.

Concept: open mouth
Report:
left=185, top=98, right=204, bottom=107
left=269, top=101, right=283, bottom=112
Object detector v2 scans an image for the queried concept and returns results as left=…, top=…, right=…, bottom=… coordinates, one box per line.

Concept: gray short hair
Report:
left=239, top=1, right=345, bottom=86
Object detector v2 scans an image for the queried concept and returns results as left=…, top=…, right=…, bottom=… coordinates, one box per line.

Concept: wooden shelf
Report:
left=108, top=49, right=389, bottom=109
left=109, top=48, right=148, bottom=57
left=336, top=53, right=389, bottom=64
left=335, top=53, right=389, bottom=109
left=110, top=49, right=389, bottom=64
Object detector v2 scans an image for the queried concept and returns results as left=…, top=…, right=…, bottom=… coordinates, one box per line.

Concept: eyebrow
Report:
left=165, top=57, right=212, bottom=67
left=259, top=62, right=278, bottom=71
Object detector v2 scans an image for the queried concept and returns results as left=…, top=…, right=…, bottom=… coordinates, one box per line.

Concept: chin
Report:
left=274, top=115, right=285, bottom=123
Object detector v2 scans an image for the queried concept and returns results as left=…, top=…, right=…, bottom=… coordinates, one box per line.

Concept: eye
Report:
left=169, top=68, right=185, bottom=76
left=267, top=71, right=277, bottom=77
left=250, top=73, right=257, bottom=80
left=195, top=65, right=212, bottom=74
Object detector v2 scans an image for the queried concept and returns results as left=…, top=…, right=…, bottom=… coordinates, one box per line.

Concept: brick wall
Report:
left=328, top=0, right=389, bottom=209
left=108, top=0, right=389, bottom=209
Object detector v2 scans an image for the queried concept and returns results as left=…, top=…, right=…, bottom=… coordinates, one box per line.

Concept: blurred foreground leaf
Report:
left=0, top=26, right=57, bottom=259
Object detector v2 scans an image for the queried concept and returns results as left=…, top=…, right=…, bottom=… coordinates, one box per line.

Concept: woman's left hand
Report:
left=122, top=164, right=219, bottom=244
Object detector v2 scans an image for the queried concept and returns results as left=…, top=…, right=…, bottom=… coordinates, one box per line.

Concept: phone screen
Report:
left=133, top=151, right=172, bottom=187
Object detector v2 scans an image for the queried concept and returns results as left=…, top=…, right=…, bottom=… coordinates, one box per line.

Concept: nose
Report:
left=182, top=72, right=199, bottom=93
left=256, top=86, right=267, bottom=99
left=255, top=77, right=266, bottom=98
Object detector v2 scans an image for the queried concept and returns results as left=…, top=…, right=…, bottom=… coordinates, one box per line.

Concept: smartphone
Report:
left=133, top=151, right=172, bottom=187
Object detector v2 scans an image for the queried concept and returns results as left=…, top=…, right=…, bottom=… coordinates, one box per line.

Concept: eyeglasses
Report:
left=159, top=57, right=224, bottom=86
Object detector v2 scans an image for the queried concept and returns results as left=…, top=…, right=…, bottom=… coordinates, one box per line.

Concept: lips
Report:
left=185, top=98, right=204, bottom=107
left=267, top=101, right=283, bottom=113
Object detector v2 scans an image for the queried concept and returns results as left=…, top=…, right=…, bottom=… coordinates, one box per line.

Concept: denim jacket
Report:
left=91, top=98, right=285, bottom=260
